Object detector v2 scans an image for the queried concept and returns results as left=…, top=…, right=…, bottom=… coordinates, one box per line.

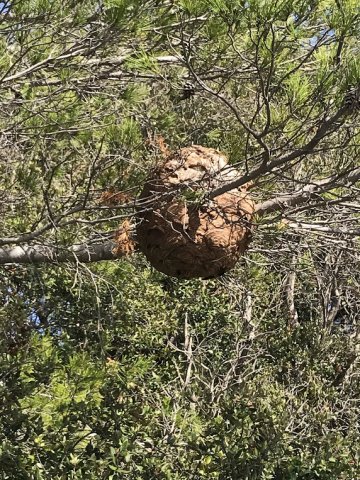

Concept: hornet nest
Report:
left=135, top=145, right=254, bottom=279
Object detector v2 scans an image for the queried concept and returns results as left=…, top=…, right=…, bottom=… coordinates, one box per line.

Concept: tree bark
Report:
left=0, top=242, right=119, bottom=265
left=255, top=167, right=360, bottom=215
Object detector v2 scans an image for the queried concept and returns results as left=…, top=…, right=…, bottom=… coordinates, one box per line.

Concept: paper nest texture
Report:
left=136, top=145, right=254, bottom=279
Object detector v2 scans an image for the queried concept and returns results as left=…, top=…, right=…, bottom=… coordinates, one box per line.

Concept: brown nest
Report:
left=136, top=145, right=254, bottom=279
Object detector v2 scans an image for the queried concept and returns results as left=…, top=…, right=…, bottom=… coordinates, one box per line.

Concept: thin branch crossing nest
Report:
left=135, top=145, right=254, bottom=279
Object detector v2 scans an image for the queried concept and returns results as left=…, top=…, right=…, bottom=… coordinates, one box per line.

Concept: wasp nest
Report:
left=136, top=145, right=254, bottom=279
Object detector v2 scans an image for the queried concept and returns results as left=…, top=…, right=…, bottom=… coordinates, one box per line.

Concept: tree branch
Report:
left=255, top=167, right=360, bottom=216
left=208, top=104, right=352, bottom=200
left=0, top=241, right=123, bottom=265
left=287, top=222, right=360, bottom=237
left=286, top=253, right=299, bottom=329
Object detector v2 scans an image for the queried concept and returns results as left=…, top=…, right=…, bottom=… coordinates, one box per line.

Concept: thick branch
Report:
left=255, top=167, right=360, bottom=216
left=287, top=222, right=360, bottom=236
left=0, top=242, right=123, bottom=265
left=286, top=254, right=299, bottom=329
left=209, top=104, right=350, bottom=200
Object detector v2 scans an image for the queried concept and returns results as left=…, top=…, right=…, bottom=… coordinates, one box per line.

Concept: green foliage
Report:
left=0, top=257, right=359, bottom=478
left=0, top=0, right=359, bottom=478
